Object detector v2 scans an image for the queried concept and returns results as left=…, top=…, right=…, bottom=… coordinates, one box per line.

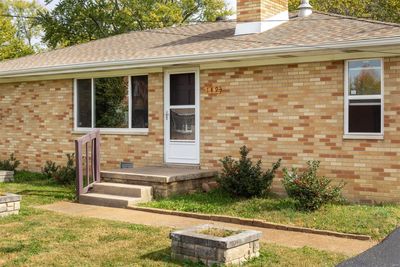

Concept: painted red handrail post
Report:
left=75, top=139, right=83, bottom=198
left=75, top=129, right=101, bottom=200
left=95, top=130, right=101, bottom=183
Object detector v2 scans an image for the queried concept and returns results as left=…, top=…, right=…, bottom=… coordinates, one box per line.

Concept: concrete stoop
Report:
left=79, top=166, right=217, bottom=208
left=79, top=182, right=153, bottom=208
left=101, top=166, right=218, bottom=198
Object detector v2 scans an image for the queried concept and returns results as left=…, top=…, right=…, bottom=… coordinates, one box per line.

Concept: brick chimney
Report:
left=235, top=0, right=289, bottom=35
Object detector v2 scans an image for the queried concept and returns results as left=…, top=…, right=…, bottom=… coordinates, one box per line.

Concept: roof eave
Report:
left=1, top=36, right=400, bottom=79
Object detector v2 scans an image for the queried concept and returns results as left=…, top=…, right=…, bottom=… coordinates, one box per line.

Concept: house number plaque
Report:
left=204, top=86, right=223, bottom=96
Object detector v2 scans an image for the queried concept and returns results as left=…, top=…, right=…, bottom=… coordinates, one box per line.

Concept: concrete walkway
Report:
left=39, top=201, right=377, bottom=257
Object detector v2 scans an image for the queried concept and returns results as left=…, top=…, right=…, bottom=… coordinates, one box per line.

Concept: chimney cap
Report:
left=298, top=0, right=313, bottom=18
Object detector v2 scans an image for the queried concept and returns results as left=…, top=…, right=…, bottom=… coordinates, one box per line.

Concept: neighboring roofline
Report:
left=1, top=36, right=400, bottom=78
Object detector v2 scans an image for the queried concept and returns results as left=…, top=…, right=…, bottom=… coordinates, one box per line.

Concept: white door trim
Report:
left=164, top=68, right=200, bottom=164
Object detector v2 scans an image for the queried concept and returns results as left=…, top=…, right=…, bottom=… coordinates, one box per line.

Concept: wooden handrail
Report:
left=75, top=129, right=101, bottom=200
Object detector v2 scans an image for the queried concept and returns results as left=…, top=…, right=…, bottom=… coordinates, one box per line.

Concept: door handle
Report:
left=165, top=111, right=169, bottom=120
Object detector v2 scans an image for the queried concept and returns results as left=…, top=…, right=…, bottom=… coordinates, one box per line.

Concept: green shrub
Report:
left=217, top=146, right=281, bottom=198
left=42, top=154, right=76, bottom=185
left=0, top=153, right=20, bottom=171
left=282, top=161, right=345, bottom=211
left=41, top=160, right=60, bottom=178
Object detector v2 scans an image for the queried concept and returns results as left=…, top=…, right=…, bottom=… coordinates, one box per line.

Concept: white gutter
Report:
left=1, top=36, right=400, bottom=78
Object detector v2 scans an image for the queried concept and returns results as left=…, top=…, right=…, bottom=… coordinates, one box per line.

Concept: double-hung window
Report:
left=74, top=75, right=149, bottom=133
left=344, top=59, right=384, bottom=138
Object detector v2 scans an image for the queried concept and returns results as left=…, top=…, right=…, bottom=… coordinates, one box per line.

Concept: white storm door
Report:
left=164, top=69, right=200, bottom=164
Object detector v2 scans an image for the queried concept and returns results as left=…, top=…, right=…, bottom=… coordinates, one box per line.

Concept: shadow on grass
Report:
left=140, top=247, right=205, bottom=266
left=13, top=171, right=51, bottom=182
left=15, top=189, right=73, bottom=199
left=0, top=242, right=25, bottom=254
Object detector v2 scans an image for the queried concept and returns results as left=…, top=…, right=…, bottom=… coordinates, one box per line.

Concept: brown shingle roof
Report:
left=1, top=12, right=400, bottom=74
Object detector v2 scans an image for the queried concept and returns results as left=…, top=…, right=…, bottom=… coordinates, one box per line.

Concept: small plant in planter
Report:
left=282, top=160, right=345, bottom=211
left=171, top=224, right=262, bottom=265
left=0, top=154, right=20, bottom=182
left=198, top=227, right=240, bottom=238
left=218, top=146, right=281, bottom=198
left=0, top=153, right=20, bottom=171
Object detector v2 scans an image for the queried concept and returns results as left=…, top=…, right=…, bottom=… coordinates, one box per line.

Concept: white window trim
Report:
left=343, top=58, right=384, bottom=140
left=73, top=75, right=149, bottom=135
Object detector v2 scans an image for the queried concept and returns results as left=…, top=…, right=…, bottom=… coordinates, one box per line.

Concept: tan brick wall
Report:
left=237, top=0, right=288, bottom=22
left=1, top=58, right=400, bottom=203
left=0, top=73, right=164, bottom=171
left=200, top=57, right=400, bottom=203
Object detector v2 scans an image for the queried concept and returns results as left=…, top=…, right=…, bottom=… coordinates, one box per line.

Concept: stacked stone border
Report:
left=0, top=171, right=14, bottom=183
left=170, top=224, right=261, bottom=266
left=0, top=193, right=21, bottom=217
left=129, top=206, right=371, bottom=241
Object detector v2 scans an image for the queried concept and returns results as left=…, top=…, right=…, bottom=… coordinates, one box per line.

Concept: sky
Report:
left=225, top=0, right=237, bottom=18
left=37, top=0, right=58, bottom=10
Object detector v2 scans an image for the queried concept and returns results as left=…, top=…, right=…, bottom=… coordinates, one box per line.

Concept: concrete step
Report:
left=101, top=167, right=218, bottom=184
left=79, top=193, right=147, bottom=208
left=92, top=182, right=152, bottom=199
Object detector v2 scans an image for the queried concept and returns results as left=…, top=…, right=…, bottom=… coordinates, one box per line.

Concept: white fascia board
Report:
left=1, top=36, right=400, bottom=79
left=235, top=11, right=289, bottom=35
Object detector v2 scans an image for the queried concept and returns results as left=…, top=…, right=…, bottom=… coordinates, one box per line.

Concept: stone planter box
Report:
left=170, top=224, right=262, bottom=266
left=0, top=193, right=21, bottom=217
left=0, top=171, right=14, bottom=182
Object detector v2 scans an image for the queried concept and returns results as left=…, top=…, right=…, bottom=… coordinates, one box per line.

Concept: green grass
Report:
left=0, top=171, right=348, bottom=266
left=0, top=170, right=75, bottom=206
left=142, top=189, right=400, bottom=240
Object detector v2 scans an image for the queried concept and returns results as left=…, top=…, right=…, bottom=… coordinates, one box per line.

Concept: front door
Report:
left=164, top=69, right=200, bottom=164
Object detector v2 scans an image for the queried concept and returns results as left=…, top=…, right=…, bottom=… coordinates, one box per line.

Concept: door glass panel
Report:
left=170, top=73, right=195, bottom=105
left=170, top=108, right=195, bottom=141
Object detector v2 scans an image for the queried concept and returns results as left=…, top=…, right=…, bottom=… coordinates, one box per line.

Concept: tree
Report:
left=369, top=0, right=400, bottom=24
left=350, top=68, right=381, bottom=95
left=95, top=77, right=129, bottom=128
left=289, top=0, right=400, bottom=24
left=0, top=2, right=34, bottom=61
left=6, top=0, right=44, bottom=50
left=37, top=0, right=232, bottom=49
left=289, top=0, right=370, bottom=17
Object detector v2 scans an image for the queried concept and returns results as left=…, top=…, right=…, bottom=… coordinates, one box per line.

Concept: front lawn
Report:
left=0, top=171, right=75, bottom=206
left=142, top=189, right=400, bottom=240
left=0, top=172, right=347, bottom=266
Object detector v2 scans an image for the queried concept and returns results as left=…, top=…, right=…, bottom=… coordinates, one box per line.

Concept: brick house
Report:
left=1, top=0, right=400, bottom=203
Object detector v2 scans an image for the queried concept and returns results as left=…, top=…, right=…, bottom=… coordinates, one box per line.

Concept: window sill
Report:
left=343, top=134, right=384, bottom=140
left=72, top=129, right=149, bottom=136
